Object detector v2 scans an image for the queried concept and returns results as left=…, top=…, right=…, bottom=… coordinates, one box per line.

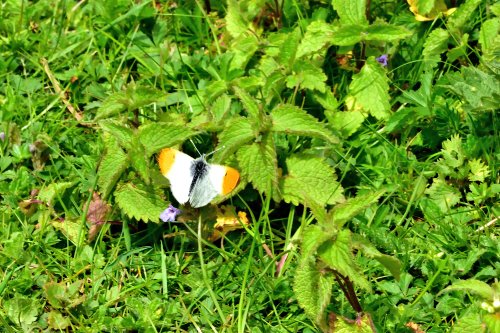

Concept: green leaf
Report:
left=468, top=159, right=491, bottom=182
left=44, top=282, right=66, bottom=309
left=352, top=235, right=401, bottom=280
left=48, top=311, right=71, bottom=330
left=210, top=94, right=232, bottom=123
left=317, top=229, right=371, bottom=290
left=364, top=23, right=411, bottom=42
left=452, top=312, right=485, bottom=333
left=347, top=57, right=391, bottom=120
left=115, top=183, right=165, bottom=223
left=138, top=122, right=198, bottom=157
left=226, top=0, right=249, bottom=38
left=51, top=219, right=83, bottom=246
left=5, top=296, right=38, bottom=326
left=38, top=182, right=74, bottom=206
left=332, top=0, right=368, bottom=25
left=425, top=178, right=462, bottom=212
left=278, top=28, right=301, bottom=68
left=99, top=120, right=134, bottom=150
left=230, top=34, right=260, bottom=71
left=447, top=0, right=481, bottom=36
left=286, top=60, right=328, bottom=92
left=237, top=136, right=278, bottom=195
left=479, top=18, right=500, bottom=54
left=293, top=259, right=333, bottom=330
left=483, top=313, right=500, bottom=333
left=302, top=224, right=336, bottom=260
left=214, top=117, right=255, bottom=163
left=233, top=86, right=262, bottom=122
left=297, top=21, right=335, bottom=58
left=422, top=28, right=449, bottom=68
left=95, top=85, right=166, bottom=120
left=128, top=138, right=150, bottom=184
left=281, top=155, right=344, bottom=207
left=442, top=279, right=495, bottom=301
left=329, top=190, right=385, bottom=228
left=271, top=104, right=339, bottom=143
left=330, top=24, right=365, bottom=46
left=97, top=135, right=129, bottom=199
left=327, top=110, right=365, bottom=137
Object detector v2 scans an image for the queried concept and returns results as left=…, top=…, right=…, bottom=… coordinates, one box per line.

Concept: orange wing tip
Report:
left=158, top=148, right=176, bottom=176
left=221, top=167, right=240, bottom=195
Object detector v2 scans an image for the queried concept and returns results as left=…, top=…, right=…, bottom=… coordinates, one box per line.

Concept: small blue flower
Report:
left=160, top=204, right=181, bottom=222
left=376, top=54, right=388, bottom=67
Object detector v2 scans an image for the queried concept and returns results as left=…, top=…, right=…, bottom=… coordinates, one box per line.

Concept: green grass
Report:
left=1, top=0, right=499, bottom=332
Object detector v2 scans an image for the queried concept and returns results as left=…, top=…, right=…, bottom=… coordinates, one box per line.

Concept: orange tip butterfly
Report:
left=158, top=148, right=240, bottom=208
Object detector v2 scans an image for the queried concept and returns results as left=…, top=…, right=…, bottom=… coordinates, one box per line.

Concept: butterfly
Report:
left=158, top=148, right=240, bottom=208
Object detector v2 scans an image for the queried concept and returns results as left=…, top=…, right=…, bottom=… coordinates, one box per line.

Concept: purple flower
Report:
left=160, top=204, right=181, bottom=222
left=29, top=144, right=36, bottom=153
left=376, top=54, right=388, bottom=67
left=0, top=132, right=5, bottom=141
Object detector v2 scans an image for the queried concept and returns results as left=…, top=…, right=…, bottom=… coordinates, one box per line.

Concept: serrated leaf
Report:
left=442, top=279, right=494, bottom=301
left=51, top=219, right=83, bottom=246
left=226, top=0, right=249, bottom=38
left=302, top=224, right=336, bottom=260
left=352, top=235, right=400, bottom=280
left=97, top=135, right=129, bottom=199
left=332, top=0, right=368, bottom=25
left=38, top=182, right=74, bottom=206
left=293, top=259, right=333, bottom=329
left=279, top=28, right=301, bottom=68
left=447, top=0, right=481, bottom=36
left=452, top=312, right=485, bottom=333
left=317, top=229, right=371, bottom=290
left=236, top=137, right=278, bottom=195
left=233, top=86, right=262, bottom=122
left=479, top=19, right=500, bottom=54
left=297, top=21, right=335, bottom=58
left=330, top=24, right=365, bottom=46
left=286, top=60, right=327, bottom=92
left=327, top=110, right=365, bottom=137
left=422, top=28, right=449, bottom=68
left=365, top=23, right=411, bottom=41
left=440, top=134, right=464, bottom=168
left=468, top=159, right=491, bottom=182
left=347, top=57, right=391, bottom=120
left=329, top=190, right=385, bottom=228
left=138, top=122, right=198, bottom=157
left=115, top=183, right=165, bottom=223
left=230, top=34, right=259, bottom=71
left=128, top=138, right=150, bottom=184
left=425, top=178, right=462, bottom=212
left=214, top=117, right=255, bottom=163
left=99, top=120, right=134, bottom=149
left=271, top=104, right=338, bottom=143
left=282, top=155, right=344, bottom=207
left=313, top=90, right=339, bottom=112
left=95, top=85, right=166, bottom=120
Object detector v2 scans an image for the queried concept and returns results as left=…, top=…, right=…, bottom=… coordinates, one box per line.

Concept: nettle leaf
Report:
left=225, top=0, right=248, bottom=38
left=425, top=178, right=462, bottom=212
left=233, top=86, right=262, bottom=122
left=302, top=224, right=336, bottom=260
left=97, top=135, right=129, bottom=199
left=95, top=85, right=166, bottom=120
left=286, top=60, right=327, bottom=92
left=447, top=0, right=481, bottom=36
left=479, top=18, right=500, bottom=54
left=293, top=259, right=333, bottom=330
left=318, top=229, right=371, bottom=291
left=330, top=24, right=365, bottom=46
left=352, top=235, right=401, bottom=280
left=364, top=23, right=411, bottom=42
left=210, top=94, right=232, bottom=123
left=138, top=122, right=197, bottom=157
left=327, top=110, right=365, bottom=137
left=329, top=190, right=385, bottom=228
left=442, top=279, right=495, bottom=301
left=297, top=21, right=335, bottom=58
left=332, top=0, right=368, bottom=25
left=128, top=138, right=150, bottom=184
left=282, top=155, right=344, bottom=207
left=115, top=183, right=165, bottom=223
left=347, top=57, right=391, bottom=120
left=278, top=28, right=301, bottom=68
left=38, top=182, right=74, bottom=206
left=99, top=120, right=134, bottom=150
left=237, top=136, right=278, bottom=195
left=423, top=28, right=449, bottom=68
left=271, top=104, right=338, bottom=143
left=214, top=116, right=255, bottom=163
left=230, top=34, right=259, bottom=71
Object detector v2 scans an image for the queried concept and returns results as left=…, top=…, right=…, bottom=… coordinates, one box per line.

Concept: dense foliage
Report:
left=0, top=0, right=498, bottom=331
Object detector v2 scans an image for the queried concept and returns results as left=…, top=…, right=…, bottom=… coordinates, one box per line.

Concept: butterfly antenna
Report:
left=205, top=145, right=226, bottom=158
left=189, top=138, right=203, bottom=157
